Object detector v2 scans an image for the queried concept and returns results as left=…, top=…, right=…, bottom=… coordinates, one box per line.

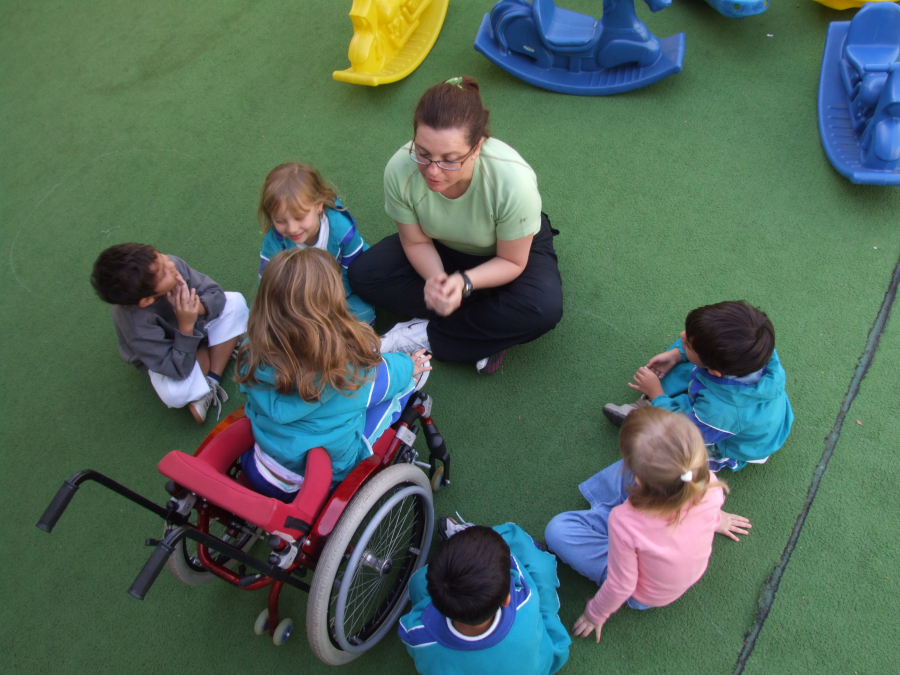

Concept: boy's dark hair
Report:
left=426, top=526, right=510, bottom=625
left=684, top=300, right=775, bottom=377
left=91, top=243, right=159, bottom=305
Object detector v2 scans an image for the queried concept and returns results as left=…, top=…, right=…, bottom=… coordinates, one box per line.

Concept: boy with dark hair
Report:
left=398, top=520, right=570, bottom=675
left=91, top=243, right=248, bottom=423
left=603, top=300, right=793, bottom=471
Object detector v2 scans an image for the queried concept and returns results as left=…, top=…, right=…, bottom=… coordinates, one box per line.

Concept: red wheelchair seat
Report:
left=157, top=416, right=333, bottom=541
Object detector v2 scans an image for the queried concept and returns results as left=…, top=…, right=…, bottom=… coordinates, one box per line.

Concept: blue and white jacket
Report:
left=241, top=352, right=413, bottom=482
left=259, top=204, right=374, bottom=323
left=398, top=523, right=571, bottom=675
left=653, top=338, right=794, bottom=471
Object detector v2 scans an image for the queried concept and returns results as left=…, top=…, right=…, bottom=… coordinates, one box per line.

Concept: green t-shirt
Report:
left=383, top=137, right=542, bottom=256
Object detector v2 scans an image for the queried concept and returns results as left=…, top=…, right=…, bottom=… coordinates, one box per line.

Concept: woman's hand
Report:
left=628, top=366, right=664, bottom=400
left=409, top=349, right=433, bottom=378
left=424, top=273, right=463, bottom=317
left=572, top=613, right=603, bottom=643
left=716, top=512, right=752, bottom=541
left=646, top=348, right=682, bottom=378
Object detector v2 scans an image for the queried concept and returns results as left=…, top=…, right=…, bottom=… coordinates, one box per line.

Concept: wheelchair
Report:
left=37, top=390, right=451, bottom=665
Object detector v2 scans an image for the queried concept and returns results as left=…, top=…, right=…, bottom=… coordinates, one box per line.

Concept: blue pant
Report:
left=544, top=459, right=652, bottom=611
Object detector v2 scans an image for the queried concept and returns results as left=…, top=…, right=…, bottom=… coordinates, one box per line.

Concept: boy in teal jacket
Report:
left=604, top=301, right=794, bottom=471
left=398, top=522, right=570, bottom=675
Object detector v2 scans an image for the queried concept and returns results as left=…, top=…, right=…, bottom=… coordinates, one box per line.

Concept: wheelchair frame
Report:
left=37, top=390, right=451, bottom=665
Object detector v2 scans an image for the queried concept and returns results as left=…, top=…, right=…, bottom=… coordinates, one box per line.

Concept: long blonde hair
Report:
left=235, top=248, right=380, bottom=400
left=257, top=163, right=340, bottom=234
left=619, top=407, right=727, bottom=523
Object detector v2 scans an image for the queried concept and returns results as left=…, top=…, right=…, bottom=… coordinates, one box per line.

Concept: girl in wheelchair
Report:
left=235, top=247, right=431, bottom=501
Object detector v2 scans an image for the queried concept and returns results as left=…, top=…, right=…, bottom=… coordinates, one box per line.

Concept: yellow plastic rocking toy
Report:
left=333, top=0, right=449, bottom=86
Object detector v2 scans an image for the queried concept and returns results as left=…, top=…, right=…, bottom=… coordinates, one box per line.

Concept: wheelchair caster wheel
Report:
left=273, top=617, right=293, bottom=646
left=430, top=466, right=445, bottom=492
left=253, top=609, right=269, bottom=636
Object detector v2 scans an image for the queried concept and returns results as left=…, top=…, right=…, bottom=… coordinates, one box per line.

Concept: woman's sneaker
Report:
left=380, top=319, right=431, bottom=353
left=602, top=395, right=651, bottom=427
left=436, top=513, right=475, bottom=541
left=475, top=349, right=506, bottom=374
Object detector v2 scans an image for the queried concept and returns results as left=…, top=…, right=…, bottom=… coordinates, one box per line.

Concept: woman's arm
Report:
left=430, top=234, right=534, bottom=316
left=397, top=222, right=445, bottom=280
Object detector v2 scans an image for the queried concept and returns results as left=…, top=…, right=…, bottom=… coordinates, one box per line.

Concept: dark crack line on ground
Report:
left=733, top=252, right=900, bottom=675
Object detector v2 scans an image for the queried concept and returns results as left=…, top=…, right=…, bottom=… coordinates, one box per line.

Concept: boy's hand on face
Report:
left=168, top=283, right=201, bottom=334
left=716, top=511, right=752, bottom=542
left=573, top=612, right=603, bottom=643
left=646, top=348, right=681, bottom=378
left=628, top=366, right=664, bottom=399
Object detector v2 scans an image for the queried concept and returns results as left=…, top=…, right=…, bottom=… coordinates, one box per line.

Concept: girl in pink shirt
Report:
left=544, top=407, right=751, bottom=642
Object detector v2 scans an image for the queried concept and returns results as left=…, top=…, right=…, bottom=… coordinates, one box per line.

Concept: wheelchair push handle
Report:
left=129, top=526, right=186, bottom=600
left=36, top=476, right=83, bottom=532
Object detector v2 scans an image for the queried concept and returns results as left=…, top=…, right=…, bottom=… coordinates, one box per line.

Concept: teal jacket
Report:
left=653, top=338, right=794, bottom=469
left=259, top=204, right=374, bottom=324
left=398, top=523, right=571, bottom=675
left=241, top=352, right=413, bottom=482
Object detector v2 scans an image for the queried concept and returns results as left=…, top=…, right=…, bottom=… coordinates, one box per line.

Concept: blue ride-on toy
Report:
left=819, top=2, right=900, bottom=184
left=474, top=0, right=685, bottom=96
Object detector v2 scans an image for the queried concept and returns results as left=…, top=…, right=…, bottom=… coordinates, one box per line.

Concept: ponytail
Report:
left=619, top=407, right=727, bottom=523
left=413, top=75, right=491, bottom=146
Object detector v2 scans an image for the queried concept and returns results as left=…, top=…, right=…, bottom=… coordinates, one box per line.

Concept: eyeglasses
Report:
left=408, top=142, right=477, bottom=171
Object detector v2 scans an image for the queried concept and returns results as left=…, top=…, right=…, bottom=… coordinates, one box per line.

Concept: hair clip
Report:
left=680, top=470, right=693, bottom=482
left=444, top=76, right=464, bottom=89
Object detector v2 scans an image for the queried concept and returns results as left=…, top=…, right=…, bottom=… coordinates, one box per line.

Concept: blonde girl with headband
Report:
left=257, top=162, right=375, bottom=324
left=235, top=248, right=431, bottom=500
left=544, top=407, right=751, bottom=642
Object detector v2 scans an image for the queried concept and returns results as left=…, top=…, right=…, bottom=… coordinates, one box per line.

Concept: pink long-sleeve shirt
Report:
left=585, top=480, right=725, bottom=626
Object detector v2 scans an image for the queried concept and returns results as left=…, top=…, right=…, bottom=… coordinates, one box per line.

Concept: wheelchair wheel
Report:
left=165, top=513, right=259, bottom=586
left=307, top=464, right=433, bottom=665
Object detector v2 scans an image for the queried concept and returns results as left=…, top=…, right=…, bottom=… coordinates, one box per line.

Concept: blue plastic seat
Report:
left=843, top=2, right=900, bottom=74
left=533, top=0, right=598, bottom=48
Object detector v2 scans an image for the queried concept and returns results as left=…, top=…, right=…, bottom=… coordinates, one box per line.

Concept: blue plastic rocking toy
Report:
left=473, top=0, right=685, bottom=96
left=818, top=2, right=900, bottom=185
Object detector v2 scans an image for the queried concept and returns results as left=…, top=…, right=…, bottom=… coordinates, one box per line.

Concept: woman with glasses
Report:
left=348, top=76, right=563, bottom=374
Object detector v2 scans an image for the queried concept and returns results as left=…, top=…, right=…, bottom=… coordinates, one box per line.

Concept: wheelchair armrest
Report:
left=193, top=410, right=254, bottom=473
left=288, top=447, right=332, bottom=534
left=304, top=455, right=382, bottom=555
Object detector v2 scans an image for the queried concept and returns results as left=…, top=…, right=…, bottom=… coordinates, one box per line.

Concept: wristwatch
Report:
left=458, top=271, right=474, bottom=298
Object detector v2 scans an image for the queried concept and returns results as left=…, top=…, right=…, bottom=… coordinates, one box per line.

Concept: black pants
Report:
left=347, top=213, right=563, bottom=363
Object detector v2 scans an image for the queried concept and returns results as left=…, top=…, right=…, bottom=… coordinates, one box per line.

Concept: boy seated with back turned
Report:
left=398, top=520, right=570, bottom=675
left=91, top=243, right=249, bottom=423
left=603, top=300, right=794, bottom=471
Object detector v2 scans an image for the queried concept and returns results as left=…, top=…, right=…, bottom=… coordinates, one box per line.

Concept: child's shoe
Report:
left=188, top=377, right=228, bottom=424
left=380, top=319, right=431, bottom=353
left=437, top=513, right=475, bottom=541
left=602, top=395, right=651, bottom=427
left=475, top=350, right=506, bottom=375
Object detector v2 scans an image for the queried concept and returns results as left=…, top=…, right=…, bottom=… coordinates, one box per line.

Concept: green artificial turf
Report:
left=2, top=1, right=899, bottom=674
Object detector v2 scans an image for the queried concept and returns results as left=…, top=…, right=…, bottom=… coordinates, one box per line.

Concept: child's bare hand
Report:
left=716, top=511, right=752, bottom=541
left=628, top=366, right=664, bottom=400
left=168, top=283, right=200, bottom=333
left=646, top=348, right=681, bottom=378
left=572, top=613, right=603, bottom=643
left=409, top=349, right=433, bottom=378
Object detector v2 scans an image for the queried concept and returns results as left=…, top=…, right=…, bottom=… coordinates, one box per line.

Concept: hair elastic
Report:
left=444, top=76, right=464, bottom=89
left=680, top=470, right=693, bottom=482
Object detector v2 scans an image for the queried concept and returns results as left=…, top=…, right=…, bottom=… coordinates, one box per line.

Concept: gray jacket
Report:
left=110, top=256, right=226, bottom=379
